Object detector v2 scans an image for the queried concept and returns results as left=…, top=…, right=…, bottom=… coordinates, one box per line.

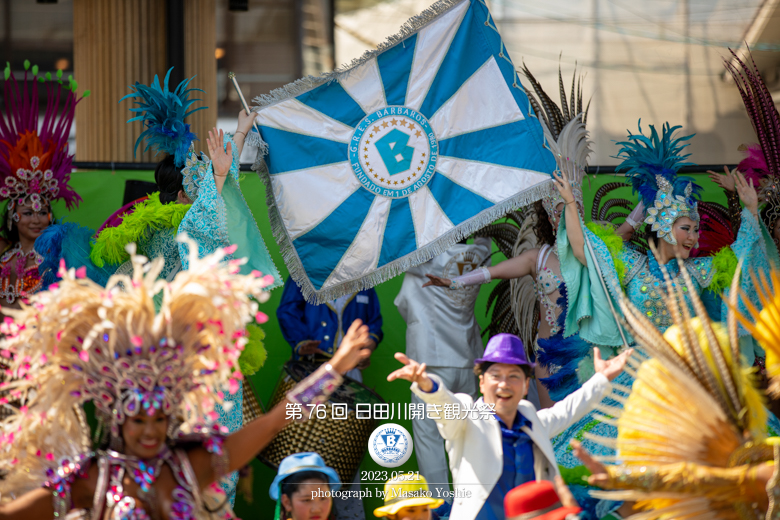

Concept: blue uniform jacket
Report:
left=277, top=277, right=383, bottom=359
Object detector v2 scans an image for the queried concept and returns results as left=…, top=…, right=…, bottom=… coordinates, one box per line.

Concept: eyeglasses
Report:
left=484, top=372, right=525, bottom=383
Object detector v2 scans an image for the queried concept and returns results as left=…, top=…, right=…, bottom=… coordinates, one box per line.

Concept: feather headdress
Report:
left=0, top=237, right=272, bottom=498
left=615, top=122, right=701, bottom=245
left=584, top=262, right=773, bottom=517
left=0, top=61, right=86, bottom=215
left=521, top=63, right=592, bottom=225
left=725, top=47, right=780, bottom=237
left=121, top=68, right=206, bottom=168
left=725, top=48, right=780, bottom=179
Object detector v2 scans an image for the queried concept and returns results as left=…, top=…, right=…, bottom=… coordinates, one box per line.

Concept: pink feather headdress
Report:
left=0, top=61, right=87, bottom=215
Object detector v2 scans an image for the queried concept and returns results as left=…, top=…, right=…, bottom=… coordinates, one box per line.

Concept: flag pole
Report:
left=228, top=72, right=261, bottom=135
left=581, top=230, right=631, bottom=350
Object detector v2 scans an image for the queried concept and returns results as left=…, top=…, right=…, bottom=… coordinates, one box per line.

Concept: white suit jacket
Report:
left=411, top=373, right=611, bottom=520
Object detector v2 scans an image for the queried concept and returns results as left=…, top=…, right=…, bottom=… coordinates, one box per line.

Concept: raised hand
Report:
left=422, top=274, right=451, bottom=288
left=329, top=319, right=372, bottom=375
left=570, top=440, right=610, bottom=487
left=552, top=169, right=575, bottom=205
left=236, top=109, right=256, bottom=136
left=593, top=347, right=633, bottom=382
left=387, top=352, right=434, bottom=392
left=206, top=128, right=233, bottom=194
left=707, top=165, right=736, bottom=192
left=733, top=169, right=759, bottom=217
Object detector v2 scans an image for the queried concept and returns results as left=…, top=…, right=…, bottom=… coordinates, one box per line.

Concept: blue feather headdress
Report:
left=614, top=122, right=702, bottom=245
left=615, top=121, right=701, bottom=207
left=121, top=68, right=206, bottom=168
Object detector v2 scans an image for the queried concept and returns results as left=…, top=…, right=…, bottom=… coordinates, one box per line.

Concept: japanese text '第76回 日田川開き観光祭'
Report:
left=250, top=0, right=557, bottom=303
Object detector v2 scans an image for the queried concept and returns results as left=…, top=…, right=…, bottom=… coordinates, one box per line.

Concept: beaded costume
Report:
left=0, top=240, right=274, bottom=519
left=0, top=61, right=86, bottom=304
left=34, top=71, right=282, bottom=502
left=86, top=69, right=281, bottom=288
left=552, top=122, right=776, bottom=520
left=559, top=122, right=771, bottom=351
left=0, top=243, right=42, bottom=303
left=535, top=244, right=563, bottom=337
left=580, top=265, right=780, bottom=520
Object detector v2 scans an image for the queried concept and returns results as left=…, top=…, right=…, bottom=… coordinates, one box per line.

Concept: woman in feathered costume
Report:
left=0, top=61, right=87, bottom=308
left=570, top=264, right=780, bottom=519
left=556, top=121, right=772, bottom=365
left=703, top=48, right=780, bottom=408
left=0, top=240, right=373, bottom=520
left=33, top=69, right=283, bottom=502
left=539, top=121, right=776, bottom=520
left=85, top=68, right=280, bottom=287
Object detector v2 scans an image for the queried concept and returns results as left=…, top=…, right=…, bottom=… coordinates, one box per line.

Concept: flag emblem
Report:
left=252, top=0, right=556, bottom=302
left=350, top=107, right=437, bottom=198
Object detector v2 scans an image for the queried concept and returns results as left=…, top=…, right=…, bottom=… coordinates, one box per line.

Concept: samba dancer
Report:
left=35, top=69, right=283, bottom=503
left=570, top=265, right=780, bottom=519
left=87, top=69, right=280, bottom=286
left=0, top=61, right=86, bottom=308
left=557, top=122, right=770, bottom=358
left=547, top=122, right=777, bottom=520
left=706, top=49, right=780, bottom=411
left=0, top=242, right=373, bottom=520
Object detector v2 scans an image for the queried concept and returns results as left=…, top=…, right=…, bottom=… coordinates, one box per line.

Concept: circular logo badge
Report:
left=349, top=106, right=438, bottom=199
left=368, top=423, right=413, bottom=468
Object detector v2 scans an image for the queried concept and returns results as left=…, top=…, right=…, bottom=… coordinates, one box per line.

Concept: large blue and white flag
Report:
left=251, top=0, right=556, bottom=303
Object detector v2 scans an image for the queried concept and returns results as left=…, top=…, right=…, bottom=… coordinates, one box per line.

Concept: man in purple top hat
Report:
left=388, top=333, right=632, bottom=520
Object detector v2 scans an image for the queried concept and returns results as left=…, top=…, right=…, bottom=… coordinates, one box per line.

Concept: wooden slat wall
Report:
left=73, top=0, right=167, bottom=162
left=184, top=0, right=218, bottom=153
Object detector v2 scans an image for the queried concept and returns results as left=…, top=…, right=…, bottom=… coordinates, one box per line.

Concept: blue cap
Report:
left=269, top=452, right=342, bottom=500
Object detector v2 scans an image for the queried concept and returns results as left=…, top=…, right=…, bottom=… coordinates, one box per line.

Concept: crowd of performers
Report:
left=1, top=39, right=780, bottom=520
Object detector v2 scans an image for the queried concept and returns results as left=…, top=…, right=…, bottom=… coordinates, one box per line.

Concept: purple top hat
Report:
left=474, top=333, right=534, bottom=368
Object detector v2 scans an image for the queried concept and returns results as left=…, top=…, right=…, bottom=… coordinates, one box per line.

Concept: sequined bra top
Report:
left=535, top=244, right=563, bottom=336
left=48, top=443, right=231, bottom=520
left=0, top=243, right=42, bottom=304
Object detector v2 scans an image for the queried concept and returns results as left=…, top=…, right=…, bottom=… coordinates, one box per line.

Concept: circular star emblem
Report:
left=349, top=106, right=437, bottom=199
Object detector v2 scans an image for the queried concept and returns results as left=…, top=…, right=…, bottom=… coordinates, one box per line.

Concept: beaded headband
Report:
left=644, top=175, right=699, bottom=245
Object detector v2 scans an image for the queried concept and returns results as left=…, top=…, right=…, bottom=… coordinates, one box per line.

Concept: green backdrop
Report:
left=53, top=169, right=726, bottom=516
